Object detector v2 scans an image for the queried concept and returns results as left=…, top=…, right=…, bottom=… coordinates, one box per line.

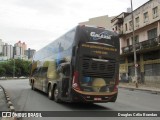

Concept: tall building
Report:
left=0, top=39, right=4, bottom=55
left=25, top=48, right=36, bottom=60
left=0, top=39, right=33, bottom=60
left=14, top=41, right=27, bottom=59
left=3, top=43, right=13, bottom=59
left=79, top=15, right=115, bottom=30
left=111, top=0, right=160, bottom=83
left=14, top=41, right=27, bottom=56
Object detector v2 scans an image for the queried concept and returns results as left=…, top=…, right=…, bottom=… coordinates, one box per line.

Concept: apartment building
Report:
left=79, top=15, right=114, bottom=30
left=0, top=39, right=13, bottom=60
left=14, top=41, right=27, bottom=59
left=0, top=39, right=4, bottom=55
left=14, top=41, right=27, bottom=56
left=0, top=39, right=33, bottom=60
left=3, top=43, right=13, bottom=59
left=112, top=0, right=160, bottom=83
left=25, top=48, right=36, bottom=60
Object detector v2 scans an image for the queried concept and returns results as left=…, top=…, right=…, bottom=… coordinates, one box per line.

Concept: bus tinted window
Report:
left=78, top=26, right=118, bottom=47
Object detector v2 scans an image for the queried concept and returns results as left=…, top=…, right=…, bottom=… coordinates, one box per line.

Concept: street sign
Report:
left=135, top=64, right=138, bottom=67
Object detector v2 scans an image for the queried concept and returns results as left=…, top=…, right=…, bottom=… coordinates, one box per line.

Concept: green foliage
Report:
left=0, top=67, right=6, bottom=76
left=0, top=59, right=31, bottom=77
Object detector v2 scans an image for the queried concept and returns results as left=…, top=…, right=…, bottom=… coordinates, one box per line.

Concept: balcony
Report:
left=122, top=37, right=160, bottom=54
left=116, top=29, right=123, bottom=35
left=113, top=18, right=123, bottom=25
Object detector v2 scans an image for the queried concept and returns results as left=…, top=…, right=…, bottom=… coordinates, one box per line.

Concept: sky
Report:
left=0, top=0, right=149, bottom=51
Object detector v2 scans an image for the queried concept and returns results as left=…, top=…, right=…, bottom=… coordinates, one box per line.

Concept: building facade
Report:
left=14, top=41, right=27, bottom=56
left=0, top=39, right=35, bottom=60
left=25, top=48, right=36, bottom=60
left=3, top=43, right=13, bottom=59
left=79, top=15, right=115, bottom=30
left=14, top=41, right=27, bottom=59
left=112, top=0, right=160, bottom=84
left=0, top=39, right=4, bottom=56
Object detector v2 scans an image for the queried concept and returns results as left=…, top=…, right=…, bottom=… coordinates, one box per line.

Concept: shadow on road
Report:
left=61, top=102, right=112, bottom=111
left=32, top=88, right=112, bottom=111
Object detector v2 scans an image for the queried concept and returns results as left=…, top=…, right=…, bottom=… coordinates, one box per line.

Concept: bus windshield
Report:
left=77, top=26, right=118, bottom=47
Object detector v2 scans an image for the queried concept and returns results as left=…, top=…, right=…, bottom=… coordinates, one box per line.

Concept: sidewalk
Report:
left=119, top=82, right=160, bottom=94
left=0, top=85, right=16, bottom=120
left=0, top=86, right=9, bottom=111
left=0, top=85, right=9, bottom=120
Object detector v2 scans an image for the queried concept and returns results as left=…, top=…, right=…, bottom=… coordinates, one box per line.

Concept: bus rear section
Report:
left=29, top=25, right=119, bottom=103
left=71, top=26, right=119, bottom=103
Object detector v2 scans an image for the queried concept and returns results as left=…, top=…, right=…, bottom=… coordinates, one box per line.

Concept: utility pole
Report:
left=131, top=0, right=138, bottom=88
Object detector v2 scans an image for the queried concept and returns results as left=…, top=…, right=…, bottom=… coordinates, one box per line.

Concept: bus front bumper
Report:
left=72, top=89, right=118, bottom=103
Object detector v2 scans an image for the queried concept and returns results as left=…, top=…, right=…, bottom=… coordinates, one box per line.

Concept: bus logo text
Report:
left=90, top=32, right=111, bottom=40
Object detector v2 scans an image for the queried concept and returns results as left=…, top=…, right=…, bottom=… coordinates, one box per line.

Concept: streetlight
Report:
left=130, top=0, right=138, bottom=88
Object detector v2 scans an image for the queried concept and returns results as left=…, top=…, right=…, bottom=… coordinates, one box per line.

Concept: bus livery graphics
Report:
left=29, top=25, right=120, bottom=103
left=90, top=31, right=111, bottom=40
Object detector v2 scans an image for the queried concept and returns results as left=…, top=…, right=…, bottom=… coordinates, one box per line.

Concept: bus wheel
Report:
left=48, top=85, right=54, bottom=100
left=31, top=82, right=35, bottom=90
left=53, top=86, right=61, bottom=103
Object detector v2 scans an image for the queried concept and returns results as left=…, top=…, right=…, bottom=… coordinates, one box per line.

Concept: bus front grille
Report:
left=81, top=57, right=116, bottom=78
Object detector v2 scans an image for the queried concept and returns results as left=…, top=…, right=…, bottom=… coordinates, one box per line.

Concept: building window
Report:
left=135, top=35, right=139, bottom=43
left=127, top=39, right=130, bottom=46
left=144, top=64, right=160, bottom=76
left=125, top=23, right=128, bottom=31
left=143, top=50, right=160, bottom=61
left=152, top=7, right=158, bottom=18
left=147, top=28, right=157, bottom=39
left=129, top=21, right=132, bottom=30
left=115, top=26, right=118, bottom=31
left=131, top=35, right=139, bottom=45
left=144, top=12, right=149, bottom=23
left=135, top=17, right=139, bottom=27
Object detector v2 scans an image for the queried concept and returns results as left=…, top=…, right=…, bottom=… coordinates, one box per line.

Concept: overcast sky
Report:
left=0, top=0, right=149, bottom=51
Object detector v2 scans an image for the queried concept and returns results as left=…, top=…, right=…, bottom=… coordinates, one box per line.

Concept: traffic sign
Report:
left=135, top=64, right=138, bottom=67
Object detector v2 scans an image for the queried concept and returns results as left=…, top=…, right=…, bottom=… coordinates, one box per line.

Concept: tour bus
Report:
left=29, top=25, right=120, bottom=103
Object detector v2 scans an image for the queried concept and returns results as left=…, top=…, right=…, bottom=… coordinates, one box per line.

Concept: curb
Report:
left=0, top=86, right=18, bottom=120
left=119, top=85, right=160, bottom=94
left=5, top=92, right=15, bottom=112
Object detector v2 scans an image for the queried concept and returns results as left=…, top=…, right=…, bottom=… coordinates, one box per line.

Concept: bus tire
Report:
left=53, top=86, right=61, bottom=103
left=48, top=85, right=54, bottom=100
left=110, top=93, right=118, bottom=102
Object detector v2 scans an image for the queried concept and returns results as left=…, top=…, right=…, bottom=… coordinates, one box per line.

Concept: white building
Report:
left=111, top=0, right=160, bottom=83
left=0, top=39, right=4, bottom=55
left=3, top=43, right=13, bottom=59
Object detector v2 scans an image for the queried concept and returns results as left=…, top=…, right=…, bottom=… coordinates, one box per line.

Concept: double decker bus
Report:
left=29, top=25, right=119, bottom=103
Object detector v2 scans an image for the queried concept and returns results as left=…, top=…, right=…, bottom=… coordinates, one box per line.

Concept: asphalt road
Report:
left=0, top=79, right=160, bottom=120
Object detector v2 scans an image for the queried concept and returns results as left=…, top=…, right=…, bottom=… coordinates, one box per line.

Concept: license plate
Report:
left=94, top=98, right=102, bottom=101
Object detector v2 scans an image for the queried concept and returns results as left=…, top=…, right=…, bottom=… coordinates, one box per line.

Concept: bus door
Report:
left=39, top=67, right=48, bottom=92
left=33, top=67, right=41, bottom=90
left=57, top=63, right=70, bottom=98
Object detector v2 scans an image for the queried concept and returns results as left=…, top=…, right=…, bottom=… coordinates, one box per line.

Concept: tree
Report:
left=0, top=67, right=6, bottom=77
left=3, top=62, right=13, bottom=77
left=0, top=59, right=32, bottom=77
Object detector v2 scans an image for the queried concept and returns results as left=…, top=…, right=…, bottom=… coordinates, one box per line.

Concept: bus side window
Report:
left=32, top=68, right=38, bottom=76
left=41, top=67, right=48, bottom=77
